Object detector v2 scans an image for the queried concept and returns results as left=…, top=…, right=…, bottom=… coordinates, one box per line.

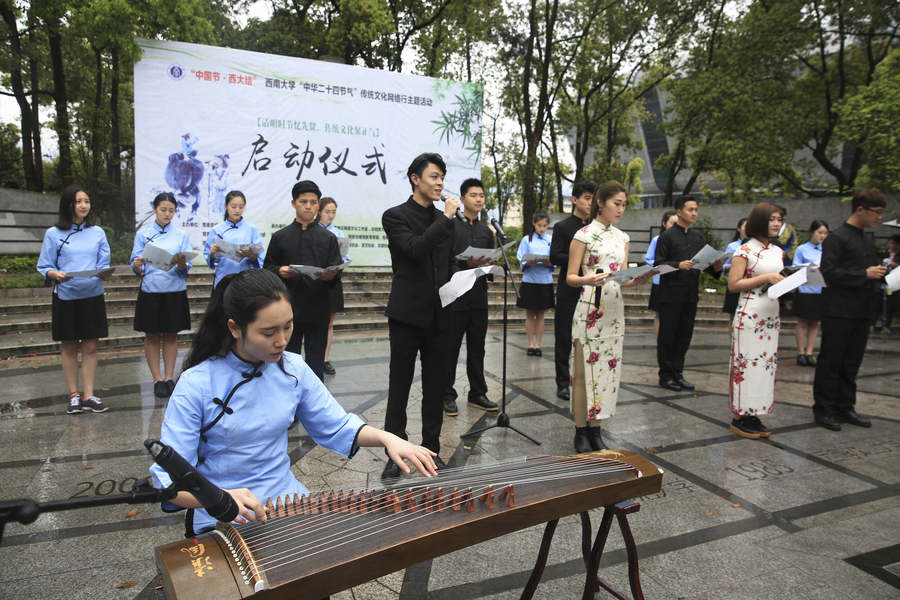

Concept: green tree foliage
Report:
left=0, top=123, right=24, bottom=188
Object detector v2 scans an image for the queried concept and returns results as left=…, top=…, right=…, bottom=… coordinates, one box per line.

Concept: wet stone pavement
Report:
left=0, top=328, right=898, bottom=599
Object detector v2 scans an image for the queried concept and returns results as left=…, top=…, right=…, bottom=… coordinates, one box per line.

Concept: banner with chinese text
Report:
left=133, top=39, right=483, bottom=265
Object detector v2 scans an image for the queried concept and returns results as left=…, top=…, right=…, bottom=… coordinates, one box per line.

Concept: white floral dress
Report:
left=729, top=237, right=783, bottom=416
left=570, top=221, right=629, bottom=421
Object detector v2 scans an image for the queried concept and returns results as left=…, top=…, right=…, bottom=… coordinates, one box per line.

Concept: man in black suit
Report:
left=381, top=153, right=458, bottom=480
left=443, top=178, right=499, bottom=416
left=549, top=181, right=595, bottom=401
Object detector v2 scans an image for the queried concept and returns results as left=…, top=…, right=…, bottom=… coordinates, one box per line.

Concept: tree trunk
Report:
left=0, top=2, right=37, bottom=190
left=29, top=57, right=43, bottom=191
left=47, top=18, right=73, bottom=186
left=110, top=47, right=123, bottom=233
left=548, top=118, right=563, bottom=213
left=91, top=47, right=104, bottom=186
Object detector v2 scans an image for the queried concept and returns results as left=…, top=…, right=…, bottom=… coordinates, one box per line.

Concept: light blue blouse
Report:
left=723, top=239, right=743, bottom=271
left=324, top=223, right=351, bottom=263
left=793, top=241, right=823, bottom=294
left=129, top=221, right=193, bottom=293
left=36, top=223, right=110, bottom=300
left=203, top=219, right=265, bottom=287
left=517, top=233, right=554, bottom=284
left=645, top=235, right=660, bottom=285
left=150, top=351, right=366, bottom=532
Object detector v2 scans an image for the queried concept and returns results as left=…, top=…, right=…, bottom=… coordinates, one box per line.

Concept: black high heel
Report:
left=587, top=424, right=607, bottom=450
left=574, top=427, right=592, bottom=453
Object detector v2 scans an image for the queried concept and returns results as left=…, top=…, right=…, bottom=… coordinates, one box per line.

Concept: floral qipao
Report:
left=571, top=221, right=629, bottom=421
left=729, top=238, right=783, bottom=416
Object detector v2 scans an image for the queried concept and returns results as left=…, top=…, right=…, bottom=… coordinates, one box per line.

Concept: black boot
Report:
left=587, top=424, right=607, bottom=450
left=574, top=427, right=592, bottom=453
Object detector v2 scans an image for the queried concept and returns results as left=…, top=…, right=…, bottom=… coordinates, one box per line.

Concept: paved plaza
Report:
left=1, top=327, right=898, bottom=599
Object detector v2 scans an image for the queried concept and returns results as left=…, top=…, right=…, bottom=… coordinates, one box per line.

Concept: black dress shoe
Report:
left=574, top=426, right=592, bottom=453
left=433, top=455, right=448, bottom=471
left=659, top=379, right=682, bottom=391
left=534, top=348, right=542, bottom=356
left=730, top=417, right=761, bottom=439
left=153, top=381, right=168, bottom=398
left=797, top=355, right=808, bottom=366
left=556, top=387, right=570, bottom=401
left=814, top=414, right=842, bottom=431
left=468, top=395, right=498, bottom=411
left=587, top=425, right=607, bottom=450
left=838, top=410, right=871, bottom=428
left=675, top=378, right=694, bottom=391
left=443, top=397, right=459, bottom=416
left=165, top=379, right=176, bottom=396
left=381, top=460, right=403, bottom=481
left=323, top=361, right=336, bottom=375
left=526, top=348, right=536, bottom=356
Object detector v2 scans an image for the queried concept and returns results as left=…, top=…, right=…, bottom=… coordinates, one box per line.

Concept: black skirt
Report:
left=792, top=292, right=822, bottom=321
left=516, top=282, right=555, bottom=310
left=648, top=284, right=660, bottom=312
left=329, top=277, right=345, bottom=313
left=52, top=293, right=108, bottom=341
left=134, top=290, right=191, bottom=333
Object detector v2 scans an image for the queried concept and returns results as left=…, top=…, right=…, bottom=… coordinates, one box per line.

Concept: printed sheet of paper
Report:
left=788, top=262, right=826, bottom=287
left=214, top=239, right=264, bottom=261
left=606, top=265, right=653, bottom=284
left=886, top=266, right=900, bottom=292
left=141, top=242, right=199, bottom=268
left=439, top=265, right=504, bottom=307
left=522, top=253, right=550, bottom=263
left=883, top=218, right=900, bottom=228
left=290, top=260, right=351, bottom=278
left=66, top=266, right=116, bottom=279
left=455, top=241, right=514, bottom=262
left=691, top=244, right=731, bottom=270
left=338, top=237, right=350, bottom=257
left=768, top=268, right=807, bottom=299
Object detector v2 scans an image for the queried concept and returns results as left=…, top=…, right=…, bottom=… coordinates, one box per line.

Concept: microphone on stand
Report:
left=144, top=439, right=240, bottom=522
left=490, top=218, right=507, bottom=241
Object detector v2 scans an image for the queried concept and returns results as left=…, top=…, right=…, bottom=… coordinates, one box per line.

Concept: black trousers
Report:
left=656, top=300, right=698, bottom=381
left=445, top=309, right=488, bottom=400
left=554, top=297, right=577, bottom=390
left=385, top=319, right=448, bottom=453
left=287, top=319, right=329, bottom=381
left=813, top=317, right=870, bottom=417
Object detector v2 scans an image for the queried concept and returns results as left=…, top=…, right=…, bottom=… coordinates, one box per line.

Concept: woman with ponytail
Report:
left=149, top=268, right=437, bottom=535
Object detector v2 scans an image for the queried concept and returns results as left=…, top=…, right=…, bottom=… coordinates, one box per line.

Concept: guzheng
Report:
left=154, top=450, right=662, bottom=599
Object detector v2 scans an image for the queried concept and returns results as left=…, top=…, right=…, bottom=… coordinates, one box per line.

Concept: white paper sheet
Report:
left=65, top=266, right=116, bottom=279
left=214, top=239, right=264, bottom=261
left=338, top=237, right=350, bottom=257
left=289, top=260, right=351, bottom=278
left=691, top=244, right=731, bottom=269
left=605, top=265, right=653, bottom=284
left=786, top=263, right=826, bottom=287
left=768, top=268, right=807, bottom=299
left=886, top=266, right=900, bottom=292
left=883, top=218, right=900, bottom=228
left=141, top=242, right=199, bottom=268
left=522, top=253, right=550, bottom=264
left=439, top=265, right=504, bottom=307
left=455, top=241, right=515, bottom=262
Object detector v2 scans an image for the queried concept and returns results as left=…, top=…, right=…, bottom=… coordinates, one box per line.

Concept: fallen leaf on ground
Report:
left=705, top=511, right=716, bottom=516
left=114, top=582, right=137, bottom=589
left=81, top=466, right=94, bottom=470
left=124, top=509, right=139, bottom=518
left=644, top=446, right=656, bottom=454
left=731, top=503, right=742, bottom=508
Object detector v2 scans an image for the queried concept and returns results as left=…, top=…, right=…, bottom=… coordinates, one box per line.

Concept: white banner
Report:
left=133, top=39, right=483, bottom=265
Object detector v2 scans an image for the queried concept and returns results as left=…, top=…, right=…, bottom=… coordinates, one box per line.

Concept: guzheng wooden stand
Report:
left=521, top=500, right=645, bottom=600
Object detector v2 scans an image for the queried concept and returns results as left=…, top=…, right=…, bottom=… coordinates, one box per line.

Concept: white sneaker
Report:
left=66, top=394, right=83, bottom=414
left=82, top=396, right=108, bottom=413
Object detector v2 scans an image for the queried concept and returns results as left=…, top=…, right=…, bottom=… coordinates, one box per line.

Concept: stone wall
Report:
left=0, top=189, right=58, bottom=255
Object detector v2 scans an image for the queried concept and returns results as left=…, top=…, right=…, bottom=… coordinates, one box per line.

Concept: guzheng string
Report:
left=228, top=455, right=637, bottom=580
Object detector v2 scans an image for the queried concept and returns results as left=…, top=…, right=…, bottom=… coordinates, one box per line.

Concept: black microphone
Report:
left=440, top=195, right=464, bottom=220
left=144, top=439, right=239, bottom=522
left=490, top=218, right=507, bottom=240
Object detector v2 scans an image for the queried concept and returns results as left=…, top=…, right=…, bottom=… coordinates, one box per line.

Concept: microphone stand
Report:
left=461, top=227, right=541, bottom=445
left=0, top=479, right=176, bottom=546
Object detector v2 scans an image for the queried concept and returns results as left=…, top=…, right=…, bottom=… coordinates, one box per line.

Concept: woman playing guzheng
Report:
left=149, top=268, right=437, bottom=535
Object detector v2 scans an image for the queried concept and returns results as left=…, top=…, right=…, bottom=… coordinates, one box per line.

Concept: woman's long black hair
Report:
left=184, top=269, right=293, bottom=376
left=56, top=184, right=95, bottom=229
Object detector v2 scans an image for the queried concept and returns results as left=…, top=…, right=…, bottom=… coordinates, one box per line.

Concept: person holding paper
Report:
left=727, top=203, right=786, bottom=439
left=37, top=185, right=112, bottom=414
left=131, top=192, right=194, bottom=398
left=264, top=181, right=342, bottom=382
left=813, top=190, right=887, bottom=431
left=516, top=211, right=554, bottom=355
left=203, top=190, right=265, bottom=289
left=566, top=181, right=651, bottom=452
left=550, top=181, right=596, bottom=401
left=792, top=220, right=829, bottom=366
left=880, top=235, right=899, bottom=333
left=654, top=196, right=725, bottom=391
left=644, top=211, right=678, bottom=337
left=316, top=197, right=349, bottom=376
left=442, top=178, right=499, bottom=416
left=380, top=153, right=457, bottom=480
left=773, top=204, right=799, bottom=266
left=721, top=218, right=748, bottom=318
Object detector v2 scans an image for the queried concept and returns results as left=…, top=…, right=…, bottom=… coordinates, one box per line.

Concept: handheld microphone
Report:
left=490, top=218, right=507, bottom=240
left=440, top=195, right=464, bottom=220
left=144, top=439, right=239, bottom=522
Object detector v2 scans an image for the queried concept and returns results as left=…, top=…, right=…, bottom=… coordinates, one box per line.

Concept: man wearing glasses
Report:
left=813, top=189, right=888, bottom=431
